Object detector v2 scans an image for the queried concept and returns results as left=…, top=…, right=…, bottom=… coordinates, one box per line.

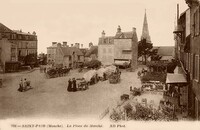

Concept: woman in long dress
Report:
left=72, top=78, right=77, bottom=92
left=67, top=78, right=72, bottom=92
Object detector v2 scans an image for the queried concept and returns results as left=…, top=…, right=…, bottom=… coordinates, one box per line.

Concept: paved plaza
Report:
left=0, top=68, right=142, bottom=120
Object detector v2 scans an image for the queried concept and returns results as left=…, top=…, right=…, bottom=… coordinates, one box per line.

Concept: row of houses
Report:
left=46, top=42, right=98, bottom=68
left=174, top=0, right=200, bottom=120
left=0, top=23, right=37, bottom=72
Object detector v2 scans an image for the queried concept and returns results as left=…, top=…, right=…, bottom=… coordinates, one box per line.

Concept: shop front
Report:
left=165, top=73, right=188, bottom=117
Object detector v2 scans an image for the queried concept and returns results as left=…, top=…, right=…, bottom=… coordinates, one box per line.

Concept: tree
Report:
left=138, top=39, right=153, bottom=64
left=24, top=54, right=37, bottom=66
left=150, top=49, right=162, bottom=61
left=84, top=59, right=101, bottom=69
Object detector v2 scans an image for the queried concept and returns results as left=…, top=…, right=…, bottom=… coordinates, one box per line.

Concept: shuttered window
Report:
left=188, top=53, right=191, bottom=72
left=194, top=55, right=199, bottom=81
left=190, top=54, right=193, bottom=79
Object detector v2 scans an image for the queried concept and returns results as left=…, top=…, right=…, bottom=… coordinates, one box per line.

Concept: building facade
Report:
left=85, top=46, right=98, bottom=62
left=175, top=0, right=200, bottom=120
left=98, top=26, right=138, bottom=70
left=47, top=42, right=84, bottom=68
left=0, top=23, right=37, bottom=72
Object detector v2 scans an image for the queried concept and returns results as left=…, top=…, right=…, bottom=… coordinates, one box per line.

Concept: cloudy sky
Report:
left=0, top=0, right=188, bottom=53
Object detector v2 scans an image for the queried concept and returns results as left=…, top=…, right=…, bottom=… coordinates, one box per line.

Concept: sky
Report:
left=0, top=0, right=188, bottom=53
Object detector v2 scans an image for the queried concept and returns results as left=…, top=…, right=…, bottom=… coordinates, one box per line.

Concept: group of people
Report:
left=67, top=78, right=77, bottom=92
left=18, top=78, right=31, bottom=92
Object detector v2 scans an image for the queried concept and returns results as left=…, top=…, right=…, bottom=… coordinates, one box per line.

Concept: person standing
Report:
left=72, top=78, right=77, bottom=92
left=67, top=78, right=72, bottom=92
left=18, top=79, right=24, bottom=92
left=24, top=78, right=27, bottom=91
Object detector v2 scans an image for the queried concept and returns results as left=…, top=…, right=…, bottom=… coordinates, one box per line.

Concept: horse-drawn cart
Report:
left=46, top=67, right=71, bottom=78
left=77, top=79, right=89, bottom=91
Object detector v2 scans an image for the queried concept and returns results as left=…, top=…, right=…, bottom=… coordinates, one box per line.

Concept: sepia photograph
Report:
left=0, top=0, right=200, bottom=130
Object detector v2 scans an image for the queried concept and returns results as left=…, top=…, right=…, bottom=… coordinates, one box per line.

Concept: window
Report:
left=78, top=56, right=80, bottom=61
left=194, top=55, right=199, bottom=81
left=199, top=7, right=200, bottom=34
left=18, top=50, right=21, bottom=56
left=122, top=50, right=132, bottom=54
left=188, top=53, right=191, bottom=72
left=69, top=56, right=72, bottom=61
left=190, top=54, right=193, bottom=79
left=186, top=53, right=188, bottom=70
left=194, top=8, right=199, bottom=36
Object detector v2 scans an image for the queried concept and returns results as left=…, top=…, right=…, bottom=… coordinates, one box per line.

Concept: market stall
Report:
left=83, top=69, right=97, bottom=84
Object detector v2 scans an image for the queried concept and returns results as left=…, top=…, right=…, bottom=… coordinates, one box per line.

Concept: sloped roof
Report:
left=98, top=36, right=114, bottom=45
left=115, top=32, right=134, bottom=39
left=153, top=46, right=174, bottom=56
left=0, top=23, right=13, bottom=33
left=13, top=30, right=34, bottom=36
left=61, top=47, right=71, bottom=56
left=85, top=46, right=98, bottom=57
left=166, top=73, right=187, bottom=83
left=61, top=47, right=83, bottom=56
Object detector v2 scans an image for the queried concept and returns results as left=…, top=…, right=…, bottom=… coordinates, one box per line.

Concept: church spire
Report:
left=141, top=9, right=151, bottom=43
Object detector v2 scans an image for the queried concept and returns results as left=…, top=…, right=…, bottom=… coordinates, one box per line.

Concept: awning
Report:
left=166, top=73, right=187, bottom=84
left=114, top=60, right=130, bottom=66
left=160, top=56, right=174, bottom=61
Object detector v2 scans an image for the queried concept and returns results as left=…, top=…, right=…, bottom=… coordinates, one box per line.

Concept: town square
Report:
left=0, top=0, right=200, bottom=128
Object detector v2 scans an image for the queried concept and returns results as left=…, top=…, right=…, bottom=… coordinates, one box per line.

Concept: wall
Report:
left=55, top=47, right=64, bottom=66
left=186, top=3, right=200, bottom=120
left=114, top=39, right=132, bottom=60
left=0, top=38, right=12, bottom=71
left=63, top=56, right=69, bottom=68
left=98, top=44, right=114, bottom=65
left=190, top=5, right=200, bottom=99
left=47, top=47, right=57, bottom=63
left=14, top=40, right=37, bottom=57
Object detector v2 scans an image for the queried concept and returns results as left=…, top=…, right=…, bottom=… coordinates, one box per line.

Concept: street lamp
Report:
left=173, top=25, right=183, bottom=41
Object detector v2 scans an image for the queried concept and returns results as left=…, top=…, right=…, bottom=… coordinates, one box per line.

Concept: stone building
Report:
left=0, top=38, right=18, bottom=72
left=47, top=42, right=60, bottom=65
left=85, top=46, right=98, bottom=62
left=56, top=43, right=84, bottom=68
left=98, top=26, right=138, bottom=70
left=0, top=23, right=37, bottom=72
left=174, top=0, right=200, bottom=120
left=47, top=42, right=84, bottom=68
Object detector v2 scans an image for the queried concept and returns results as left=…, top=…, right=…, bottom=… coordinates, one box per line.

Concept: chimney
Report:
left=32, top=31, right=36, bottom=35
left=57, top=43, right=61, bottom=47
left=89, top=42, right=93, bottom=48
left=75, top=43, right=80, bottom=48
left=63, top=41, right=67, bottom=47
left=81, top=44, right=83, bottom=48
left=71, top=44, right=73, bottom=47
left=177, top=4, right=179, bottom=25
left=132, top=27, right=136, bottom=33
left=52, top=42, right=57, bottom=46
left=102, top=30, right=105, bottom=37
left=117, top=25, right=121, bottom=34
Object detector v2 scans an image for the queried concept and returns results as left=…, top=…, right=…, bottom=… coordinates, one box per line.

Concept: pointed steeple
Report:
left=141, top=9, right=151, bottom=43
